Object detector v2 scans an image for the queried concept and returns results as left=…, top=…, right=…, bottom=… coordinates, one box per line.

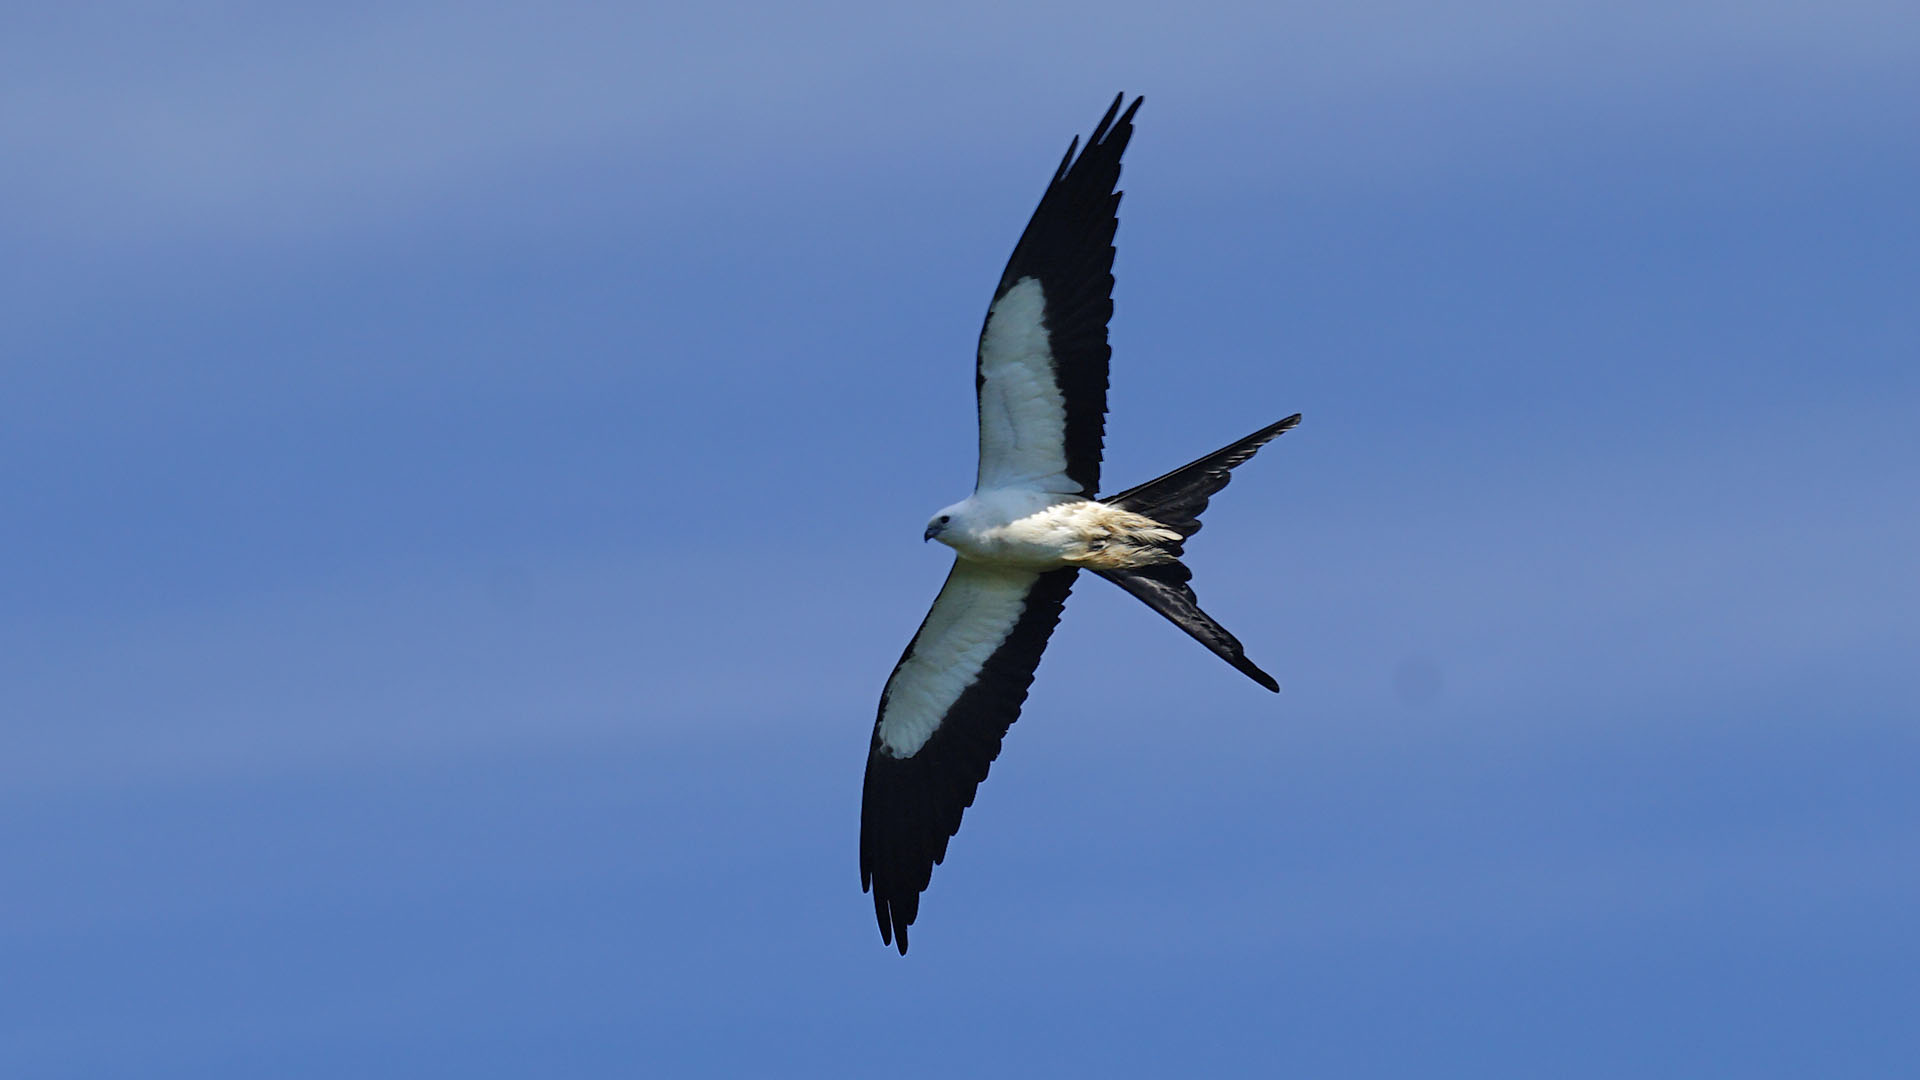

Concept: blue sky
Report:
left=4, top=1, right=1917, bottom=1075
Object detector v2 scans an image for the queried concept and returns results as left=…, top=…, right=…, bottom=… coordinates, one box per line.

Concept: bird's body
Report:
left=929, top=492, right=1182, bottom=571
left=860, top=95, right=1301, bottom=953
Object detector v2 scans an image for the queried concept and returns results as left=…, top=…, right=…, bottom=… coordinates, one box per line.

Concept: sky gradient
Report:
left=4, top=2, right=1917, bottom=1076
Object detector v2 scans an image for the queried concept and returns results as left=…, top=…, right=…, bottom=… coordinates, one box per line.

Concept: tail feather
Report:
left=1097, top=414, right=1299, bottom=691
left=1097, top=562, right=1279, bottom=691
left=1102, top=414, right=1301, bottom=538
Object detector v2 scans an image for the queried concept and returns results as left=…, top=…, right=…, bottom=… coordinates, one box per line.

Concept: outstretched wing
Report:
left=974, top=93, right=1142, bottom=498
left=861, top=560, right=1079, bottom=953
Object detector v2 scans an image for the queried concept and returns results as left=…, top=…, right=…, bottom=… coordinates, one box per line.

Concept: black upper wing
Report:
left=973, top=94, right=1142, bottom=498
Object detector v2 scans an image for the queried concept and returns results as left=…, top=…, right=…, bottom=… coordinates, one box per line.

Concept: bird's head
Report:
left=923, top=501, right=967, bottom=544
left=923, top=512, right=952, bottom=543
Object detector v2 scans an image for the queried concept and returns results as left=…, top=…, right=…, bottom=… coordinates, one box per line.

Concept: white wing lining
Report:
left=876, top=560, right=1043, bottom=758
left=975, top=277, right=1075, bottom=494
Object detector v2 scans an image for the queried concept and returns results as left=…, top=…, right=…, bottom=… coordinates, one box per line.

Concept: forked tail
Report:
left=1095, top=414, right=1301, bottom=691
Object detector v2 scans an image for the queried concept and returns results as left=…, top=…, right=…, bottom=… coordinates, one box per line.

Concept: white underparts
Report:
left=938, top=494, right=1180, bottom=571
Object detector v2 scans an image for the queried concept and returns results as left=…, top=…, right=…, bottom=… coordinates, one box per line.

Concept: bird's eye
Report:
left=938, top=515, right=950, bottom=524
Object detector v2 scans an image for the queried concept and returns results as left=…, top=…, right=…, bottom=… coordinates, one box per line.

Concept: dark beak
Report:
left=923, top=523, right=942, bottom=542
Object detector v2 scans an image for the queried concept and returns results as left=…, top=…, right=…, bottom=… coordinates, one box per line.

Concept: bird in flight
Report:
left=860, top=94, right=1301, bottom=954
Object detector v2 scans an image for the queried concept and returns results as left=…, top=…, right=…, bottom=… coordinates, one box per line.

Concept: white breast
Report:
left=940, top=492, right=1090, bottom=567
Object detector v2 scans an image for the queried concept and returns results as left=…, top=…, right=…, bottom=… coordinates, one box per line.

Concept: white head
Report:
left=923, top=499, right=972, bottom=546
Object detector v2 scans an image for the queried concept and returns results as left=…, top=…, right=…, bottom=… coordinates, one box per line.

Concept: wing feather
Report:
left=861, top=561, right=1079, bottom=953
left=974, top=94, right=1141, bottom=497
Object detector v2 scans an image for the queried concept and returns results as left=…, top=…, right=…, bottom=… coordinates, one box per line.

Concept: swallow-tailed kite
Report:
left=860, top=94, right=1301, bottom=953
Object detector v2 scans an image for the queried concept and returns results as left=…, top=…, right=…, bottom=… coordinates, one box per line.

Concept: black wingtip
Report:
left=1089, top=93, right=1125, bottom=142
left=1095, top=93, right=1144, bottom=146
left=871, top=895, right=911, bottom=954
left=1054, top=135, right=1080, bottom=180
left=1059, top=94, right=1143, bottom=179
